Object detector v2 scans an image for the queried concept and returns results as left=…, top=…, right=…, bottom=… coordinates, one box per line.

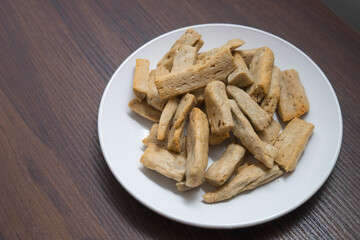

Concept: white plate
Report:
left=98, top=24, right=342, bottom=229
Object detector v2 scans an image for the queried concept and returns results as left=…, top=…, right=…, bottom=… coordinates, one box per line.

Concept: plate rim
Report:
left=98, top=23, right=343, bottom=229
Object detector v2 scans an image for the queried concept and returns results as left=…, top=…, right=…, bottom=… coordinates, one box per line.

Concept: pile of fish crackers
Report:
left=128, top=28, right=314, bottom=203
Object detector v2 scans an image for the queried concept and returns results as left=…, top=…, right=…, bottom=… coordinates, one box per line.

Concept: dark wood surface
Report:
left=0, top=0, right=359, bottom=239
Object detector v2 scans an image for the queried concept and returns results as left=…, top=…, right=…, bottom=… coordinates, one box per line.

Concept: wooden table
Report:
left=1, top=0, right=359, bottom=238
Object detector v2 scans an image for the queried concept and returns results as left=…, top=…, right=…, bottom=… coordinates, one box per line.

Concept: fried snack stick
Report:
left=257, top=118, right=281, bottom=145
left=143, top=123, right=190, bottom=156
left=209, top=132, right=230, bottom=146
left=158, top=28, right=204, bottom=71
left=173, top=93, right=197, bottom=128
left=260, top=66, right=281, bottom=117
left=227, top=85, right=271, bottom=131
left=239, top=48, right=258, bottom=67
left=235, top=162, right=251, bottom=175
left=186, top=108, right=209, bottom=187
left=176, top=181, right=195, bottom=192
left=157, top=97, right=179, bottom=141
left=167, top=93, right=196, bottom=153
left=204, top=142, right=246, bottom=187
left=191, top=87, right=205, bottom=107
left=197, top=39, right=245, bottom=65
left=278, top=69, right=310, bottom=122
left=205, top=81, right=234, bottom=135
left=242, top=165, right=282, bottom=191
left=172, top=45, right=198, bottom=72
left=142, top=123, right=189, bottom=157
left=235, top=162, right=282, bottom=188
left=227, top=51, right=253, bottom=87
left=274, top=118, right=314, bottom=171
left=246, top=47, right=274, bottom=103
left=140, top=143, right=186, bottom=182
left=229, top=99, right=277, bottom=168
left=155, top=48, right=236, bottom=99
left=128, top=98, right=161, bottom=122
left=133, top=59, right=149, bottom=100
left=142, top=123, right=166, bottom=148
left=147, top=66, right=169, bottom=111
left=202, top=162, right=282, bottom=203
left=167, top=121, right=186, bottom=153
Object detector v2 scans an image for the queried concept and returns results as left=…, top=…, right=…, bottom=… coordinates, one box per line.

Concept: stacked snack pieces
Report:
left=128, top=28, right=314, bottom=203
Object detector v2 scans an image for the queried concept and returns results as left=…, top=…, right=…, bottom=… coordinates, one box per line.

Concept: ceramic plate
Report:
left=98, top=24, right=342, bottom=228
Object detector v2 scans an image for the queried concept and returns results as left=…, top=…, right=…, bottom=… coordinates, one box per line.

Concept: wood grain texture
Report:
left=0, top=0, right=359, bottom=239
